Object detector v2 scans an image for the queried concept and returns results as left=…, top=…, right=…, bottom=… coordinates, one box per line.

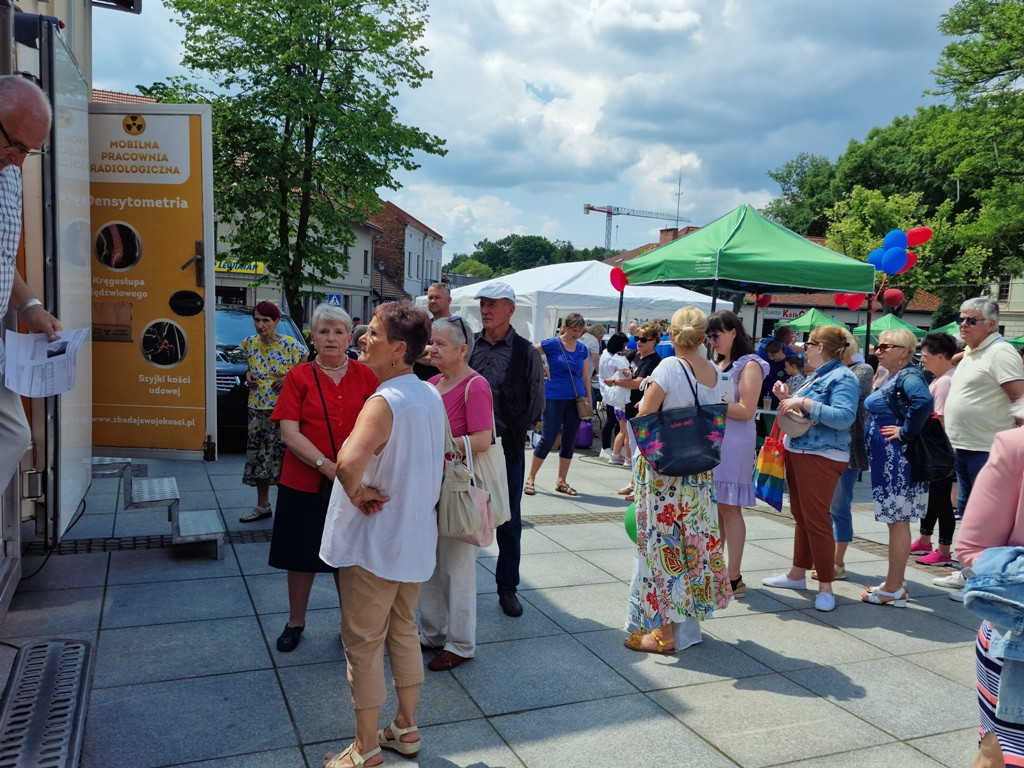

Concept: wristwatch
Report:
left=315, top=457, right=327, bottom=469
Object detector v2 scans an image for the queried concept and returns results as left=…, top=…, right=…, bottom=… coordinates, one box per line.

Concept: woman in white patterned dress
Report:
left=623, top=306, right=730, bottom=654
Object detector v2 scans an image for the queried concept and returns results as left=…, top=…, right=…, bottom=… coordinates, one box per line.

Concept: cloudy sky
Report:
left=93, top=1, right=957, bottom=260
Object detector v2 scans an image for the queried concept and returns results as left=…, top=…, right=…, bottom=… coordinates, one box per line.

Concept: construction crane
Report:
left=583, top=203, right=690, bottom=256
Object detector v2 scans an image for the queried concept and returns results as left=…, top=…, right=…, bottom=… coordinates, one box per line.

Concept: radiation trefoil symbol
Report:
left=122, top=115, right=146, bottom=135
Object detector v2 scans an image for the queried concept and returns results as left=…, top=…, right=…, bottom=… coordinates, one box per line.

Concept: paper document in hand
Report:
left=4, top=328, right=89, bottom=397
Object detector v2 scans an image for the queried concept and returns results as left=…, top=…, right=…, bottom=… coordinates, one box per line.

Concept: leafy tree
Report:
left=156, top=0, right=445, bottom=327
left=447, top=258, right=493, bottom=278
left=761, top=153, right=837, bottom=236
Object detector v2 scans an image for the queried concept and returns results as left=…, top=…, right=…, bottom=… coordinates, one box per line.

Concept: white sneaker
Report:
left=933, top=572, right=965, bottom=589
left=814, top=592, right=836, bottom=612
left=622, top=459, right=632, bottom=469
left=599, top=448, right=613, bottom=460
left=609, top=455, right=625, bottom=465
left=762, top=573, right=807, bottom=590
left=949, top=589, right=965, bottom=603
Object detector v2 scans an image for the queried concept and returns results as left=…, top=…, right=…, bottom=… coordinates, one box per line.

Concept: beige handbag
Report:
left=439, top=425, right=486, bottom=539
left=454, top=374, right=511, bottom=527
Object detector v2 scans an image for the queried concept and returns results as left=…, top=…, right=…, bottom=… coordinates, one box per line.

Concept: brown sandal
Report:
left=555, top=483, right=578, bottom=496
left=523, top=481, right=536, bottom=495
left=623, top=630, right=675, bottom=654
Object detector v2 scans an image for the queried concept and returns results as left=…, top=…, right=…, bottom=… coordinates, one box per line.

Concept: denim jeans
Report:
left=601, top=404, right=618, bottom=449
left=828, top=466, right=859, bottom=543
left=534, top=398, right=581, bottom=460
left=495, top=445, right=524, bottom=595
left=954, top=448, right=990, bottom=516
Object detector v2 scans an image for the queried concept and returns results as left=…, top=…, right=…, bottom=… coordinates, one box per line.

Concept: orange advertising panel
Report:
left=89, top=105, right=215, bottom=454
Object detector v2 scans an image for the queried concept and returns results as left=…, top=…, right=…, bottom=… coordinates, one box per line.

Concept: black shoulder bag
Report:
left=885, top=368, right=954, bottom=483
left=628, top=359, right=728, bottom=476
left=311, top=363, right=339, bottom=502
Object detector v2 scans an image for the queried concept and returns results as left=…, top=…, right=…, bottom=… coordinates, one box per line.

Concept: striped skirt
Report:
left=976, top=620, right=1024, bottom=766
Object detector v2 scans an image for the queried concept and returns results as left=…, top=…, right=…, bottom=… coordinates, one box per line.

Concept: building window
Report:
left=363, top=250, right=369, bottom=276
left=998, top=277, right=1010, bottom=302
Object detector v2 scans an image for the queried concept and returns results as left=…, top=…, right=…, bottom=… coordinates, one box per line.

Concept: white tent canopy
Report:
left=421, top=261, right=713, bottom=342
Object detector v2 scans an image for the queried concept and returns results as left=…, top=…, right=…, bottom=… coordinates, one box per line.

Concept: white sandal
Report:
left=323, top=744, right=382, bottom=768
left=861, top=585, right=908, bottom=607
left=378, top=719, right=421, bottom=759
left=239, top=504, right=271, bottom=522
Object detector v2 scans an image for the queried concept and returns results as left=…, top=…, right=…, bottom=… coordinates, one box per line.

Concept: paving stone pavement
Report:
left=0, top=443, right=981, bottom=768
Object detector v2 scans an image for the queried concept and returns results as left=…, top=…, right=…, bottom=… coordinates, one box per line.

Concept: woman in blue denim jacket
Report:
left=861, top=329, right=933, bottom=608
left=762, top=326, right=858, bottom=613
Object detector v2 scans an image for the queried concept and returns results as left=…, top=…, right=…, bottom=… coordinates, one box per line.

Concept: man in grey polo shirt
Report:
left=469, top=282, right=544, bottom=617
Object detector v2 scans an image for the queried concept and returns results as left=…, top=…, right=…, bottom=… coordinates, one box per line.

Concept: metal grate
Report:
left=0, top=639, right=92, bottom=768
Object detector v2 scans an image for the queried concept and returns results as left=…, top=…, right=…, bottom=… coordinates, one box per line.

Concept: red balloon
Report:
left=897, top=251, right=918, bottom=274
left=883, top=288, right=905, bottom=308
left=834, top=293, right=847, bottom=307
left=755, top=294, right=772, bottom=308
left=610, top=266, right=627, bottom=292
left=906, top=227, right=933, bottom=247
left=846, top=293, right=865, bottom=311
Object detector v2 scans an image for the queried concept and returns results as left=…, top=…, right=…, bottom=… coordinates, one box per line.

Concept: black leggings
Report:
left=919, top=475, right=956, bottom=546
left=601, top=404, right=618, bottom=449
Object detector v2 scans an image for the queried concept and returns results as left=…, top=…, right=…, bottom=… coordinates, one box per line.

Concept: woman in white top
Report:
left=623, top=306, right=730, bottom=654
left=319, top=301, right=445, bottom=768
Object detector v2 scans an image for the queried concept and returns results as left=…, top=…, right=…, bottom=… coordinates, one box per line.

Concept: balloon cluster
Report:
left=865, top=227, right=932, bottom=276
left=835, top=226, right=932, bottom=311
left=755, top=294, right=772, bottom=308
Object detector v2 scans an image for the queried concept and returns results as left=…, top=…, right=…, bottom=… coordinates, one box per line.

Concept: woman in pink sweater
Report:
left=957, top=406, right=1024, bottom=768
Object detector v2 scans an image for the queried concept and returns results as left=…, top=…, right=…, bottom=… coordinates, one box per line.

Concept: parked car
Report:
left=215, top=305, right=308, bottom=433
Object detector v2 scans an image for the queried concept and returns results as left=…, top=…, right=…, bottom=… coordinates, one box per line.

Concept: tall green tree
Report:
left=927, top=0, right=1024, bottom=284
left=157, top=0, right=445, bottom=326
left=761, top=153, right=837, bottom=236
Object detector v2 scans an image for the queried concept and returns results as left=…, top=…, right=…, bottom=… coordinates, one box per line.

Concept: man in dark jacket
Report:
left=469, top=282, right=545, bottom=616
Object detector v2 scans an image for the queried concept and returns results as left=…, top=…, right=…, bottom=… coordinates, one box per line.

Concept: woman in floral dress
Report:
left=239, top=301, right=307, bottom=522
left=624, top=306, right=730, bottom=654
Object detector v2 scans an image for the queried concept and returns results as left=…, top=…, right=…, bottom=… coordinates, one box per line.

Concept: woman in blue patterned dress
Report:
left=623, top=306, right=730, bottom=654
left=862, top=329, right=933, bottom=607
left=239, top=301, right=307, bottom=522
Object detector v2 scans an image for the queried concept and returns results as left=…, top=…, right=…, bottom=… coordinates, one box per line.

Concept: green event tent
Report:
left=852, top=313, right=927, bottom=345
left=931, top=321, right=960, bottom=336
left=778, top=308, right=846, bottom=332
left=1007, top=335, right=1024, bottom=350
left=622, top=204, right=876, bottom=301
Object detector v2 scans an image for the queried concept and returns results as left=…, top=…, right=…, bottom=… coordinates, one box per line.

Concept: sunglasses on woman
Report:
left=445, top=315, right=470, bottom=342
left=636, top=336, right=654, bottom=343
left=874, top=343, right=905, bottom=353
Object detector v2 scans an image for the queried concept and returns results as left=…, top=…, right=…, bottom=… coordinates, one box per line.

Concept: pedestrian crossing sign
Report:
left=327, top=294, right=342, bottom=306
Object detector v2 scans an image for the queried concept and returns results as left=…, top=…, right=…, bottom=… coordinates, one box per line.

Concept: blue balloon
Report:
left=881, top=247, right=907, bottom=274
left=882, top=229, right=908, bottom=251
left=867, top=247, right=885, bottom=268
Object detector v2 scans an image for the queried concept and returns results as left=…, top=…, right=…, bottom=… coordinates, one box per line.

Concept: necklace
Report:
left=316, top=358, right=348, bottom=372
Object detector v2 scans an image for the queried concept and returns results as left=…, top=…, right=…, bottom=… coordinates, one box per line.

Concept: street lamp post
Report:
left=376, top=261, right=386, bottom=308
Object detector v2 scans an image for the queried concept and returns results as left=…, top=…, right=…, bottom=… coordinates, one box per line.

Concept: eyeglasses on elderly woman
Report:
left=874, top=343, right=905, bottom=353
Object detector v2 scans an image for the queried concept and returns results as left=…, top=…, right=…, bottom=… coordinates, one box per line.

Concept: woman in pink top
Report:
left=419, top=316, right=495, bottom=672
left=957, top=402, right=1024, bottom=768
left=912, top=333, right=959, bottom=565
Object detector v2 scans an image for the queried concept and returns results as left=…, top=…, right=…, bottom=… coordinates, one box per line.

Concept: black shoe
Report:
left=277, top=624, right=304, bottom=652
left=499, top=592, right=523, bottom=617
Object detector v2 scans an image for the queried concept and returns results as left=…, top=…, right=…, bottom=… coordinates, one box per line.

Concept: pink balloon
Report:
left=897, top=251, right=918, bottom=274
left=846, top=293, right=865, bottom=311
left=610, top=266, right=627, bottom=292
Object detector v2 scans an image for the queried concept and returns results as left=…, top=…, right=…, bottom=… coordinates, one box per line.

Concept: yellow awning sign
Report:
left=215, top=261, right=266, bottom=275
